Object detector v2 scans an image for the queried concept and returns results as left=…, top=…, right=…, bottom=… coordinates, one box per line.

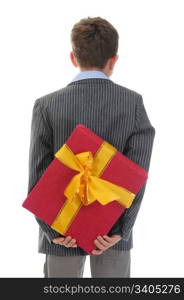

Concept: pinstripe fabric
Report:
left=27, top=78, right=156, bottom=256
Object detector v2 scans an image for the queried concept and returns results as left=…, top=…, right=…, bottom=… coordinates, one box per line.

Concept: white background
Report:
left=0, top=0, right=184, bottom=277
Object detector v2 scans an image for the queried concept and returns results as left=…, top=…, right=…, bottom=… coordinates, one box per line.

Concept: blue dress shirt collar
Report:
left=71, top=70, right=110, bottom=82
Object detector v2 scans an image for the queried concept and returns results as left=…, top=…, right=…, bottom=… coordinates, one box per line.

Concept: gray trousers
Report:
left=44, top=248, right=131, bottom=278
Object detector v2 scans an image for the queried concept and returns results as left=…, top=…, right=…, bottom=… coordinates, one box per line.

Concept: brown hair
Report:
left=71, top=17, right=119, bottom=69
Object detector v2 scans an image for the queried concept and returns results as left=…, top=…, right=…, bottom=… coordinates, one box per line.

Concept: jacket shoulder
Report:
left=35, top=87, right=66, bottom=107
left=113, top=82, right=143, bottom=100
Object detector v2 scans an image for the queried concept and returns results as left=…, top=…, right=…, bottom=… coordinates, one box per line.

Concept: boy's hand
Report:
left=52, top=236, right=77, bottom=248
left=92, top=234, right=122, bottom=255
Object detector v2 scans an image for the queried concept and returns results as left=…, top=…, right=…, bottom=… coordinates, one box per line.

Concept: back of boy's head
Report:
left=71, top=16, right=119, bottom=69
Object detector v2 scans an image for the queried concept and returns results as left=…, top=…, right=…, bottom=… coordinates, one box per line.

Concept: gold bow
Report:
left=55, top=142, right=135, bottom=207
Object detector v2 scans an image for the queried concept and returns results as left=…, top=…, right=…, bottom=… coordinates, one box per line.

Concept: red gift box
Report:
left=22, top=124, right=148, bottom=254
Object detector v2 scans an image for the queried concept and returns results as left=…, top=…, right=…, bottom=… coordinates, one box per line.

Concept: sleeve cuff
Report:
left=44, top=227, right=63, bottom=244
left=107, top=224, right=123, bottom=238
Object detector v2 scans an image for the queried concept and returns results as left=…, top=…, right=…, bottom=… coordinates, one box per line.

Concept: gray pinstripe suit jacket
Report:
left=27, top=78, right=156, bottom=256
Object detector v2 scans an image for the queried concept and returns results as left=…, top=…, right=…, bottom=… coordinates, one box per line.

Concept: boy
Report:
left=27, top=16, right=156, bottom=277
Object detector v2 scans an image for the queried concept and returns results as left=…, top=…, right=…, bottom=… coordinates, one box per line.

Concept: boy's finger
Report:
left=97, top=235, right=110, bottom=247
left=102, top=235, right=113, bottom=242
left=67, top=238, right=76, bottom=247
left=92, top=249, right=103, bottom=255
left=58, top=237, right=65, bottom=244
left=62, top=236, right=72, bottom=246
left=94, top=239, right=107, bottom=251
left=53, top=237, right=64, bottom=244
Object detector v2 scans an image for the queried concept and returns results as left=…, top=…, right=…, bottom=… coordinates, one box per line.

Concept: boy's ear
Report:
left=112, top=54, right=119, bottom=66
left=70, top=51, right=78, bottom=67
left=108, top=54, right=119, bottom=70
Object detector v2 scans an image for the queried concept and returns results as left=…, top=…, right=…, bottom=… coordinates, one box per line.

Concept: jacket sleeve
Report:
left=108, top=95, right=156, bottom=241
left=27, top=99, right=62, bottom=243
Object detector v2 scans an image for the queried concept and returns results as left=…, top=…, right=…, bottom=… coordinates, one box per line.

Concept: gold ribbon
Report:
left=51, top=141, right=136, bottom=234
